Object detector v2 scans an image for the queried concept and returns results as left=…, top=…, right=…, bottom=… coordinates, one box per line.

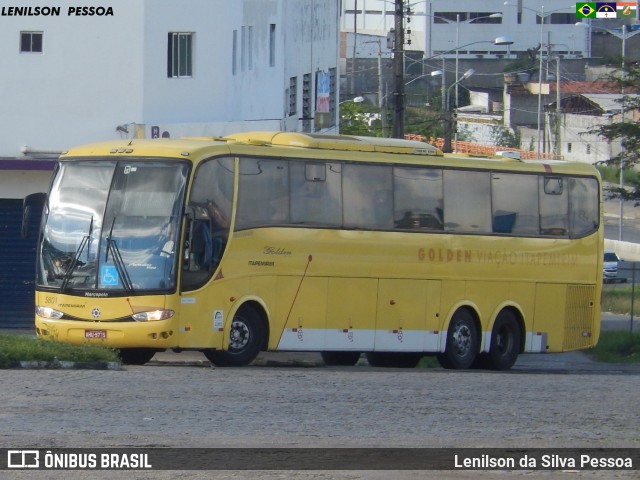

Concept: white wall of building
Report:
left=0, top=1, right=144, bottom=157
left=0, top=0, right=339, bottom=158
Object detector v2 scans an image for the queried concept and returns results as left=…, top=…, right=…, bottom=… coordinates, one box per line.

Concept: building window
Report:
left=167, top=32, right=193, bottom=78
left=20, top=32, right=43, bottom=53
left=537, top=13, right=573, bottom=25
left=248, top=26, right=254, bottom=71
left=567, top=143, right=572, bottom=153
left=586, top=144, right=591, bottom=154
left=241, top=26, right=247, bottom=72
left=232, top=30, right=238, bottom=75
left=289, top=77, right=297, bottom=116
left=269, top=24, right=276, bottom=67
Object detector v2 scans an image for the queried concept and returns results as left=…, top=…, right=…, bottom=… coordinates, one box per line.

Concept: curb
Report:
left=7, top=360, right=122, bottom=370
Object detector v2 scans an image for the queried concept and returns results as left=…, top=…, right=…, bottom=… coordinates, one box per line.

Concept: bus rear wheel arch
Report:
left=437, top=308, right=480, bottom=369
left=203, top=304, right=267, bottom=367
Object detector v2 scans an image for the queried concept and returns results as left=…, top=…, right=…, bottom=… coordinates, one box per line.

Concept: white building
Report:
left=0, top=0, right=340, bottom=162
left=341, top=0, right=584, bottom=61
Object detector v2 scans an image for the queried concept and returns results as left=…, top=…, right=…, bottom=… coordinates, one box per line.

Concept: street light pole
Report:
left=536, top=5, right=545, bottom=160
left=392, top=0, right=405, bottom=139
left=443, top=69, right=475, bottom=153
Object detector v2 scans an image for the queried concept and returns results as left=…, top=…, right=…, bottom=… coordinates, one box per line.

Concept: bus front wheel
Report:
left=203, top=306, right=264, bottom=367
left=437, top=309, right=479, bottom=369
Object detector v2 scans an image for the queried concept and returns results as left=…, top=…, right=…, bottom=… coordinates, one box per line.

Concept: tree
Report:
left=592, top=64, right=640, bottom=200
left=339, top=101, right=378, bottom=136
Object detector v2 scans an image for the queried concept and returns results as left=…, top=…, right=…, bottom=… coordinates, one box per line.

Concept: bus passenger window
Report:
left=290, top=161, right=342, bottom=226
left=491, top=173, right=539, bottom=235
left=540, top=176, right=568, bottom=236
left=443, top=170, right=491, bottom=233
left=343, top=164, right=393, bottom=229
left=569, top=177, right=599, bottom=237
left=236, top=158, right=289, bottom=229
left=393, top=167, right=443, bottom=230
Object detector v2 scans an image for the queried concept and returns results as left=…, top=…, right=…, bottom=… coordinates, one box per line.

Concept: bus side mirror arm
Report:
left=22, top=192, right=47, bottom=239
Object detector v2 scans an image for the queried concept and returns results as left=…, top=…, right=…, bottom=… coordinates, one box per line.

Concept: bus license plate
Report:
left=85, top=329, right=107, bottom=339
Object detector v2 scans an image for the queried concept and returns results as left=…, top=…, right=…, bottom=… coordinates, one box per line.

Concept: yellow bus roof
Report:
left=60, top=132, right=599, bottom=177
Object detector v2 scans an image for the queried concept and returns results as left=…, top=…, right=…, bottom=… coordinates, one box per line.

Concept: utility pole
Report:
left=392, top=0, right=405, bottom=138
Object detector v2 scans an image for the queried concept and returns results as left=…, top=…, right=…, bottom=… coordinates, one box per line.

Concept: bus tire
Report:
left=486, top=310, right=521, bottom=371
left=437, top=309, right=479, bottom=369
left=203, top=306, right=264, bottom=367
left=118, top=348, right=158, bottom=365
left=321, top=351, right=361, bottom=366
left=366, top=352, right=422, bottom=368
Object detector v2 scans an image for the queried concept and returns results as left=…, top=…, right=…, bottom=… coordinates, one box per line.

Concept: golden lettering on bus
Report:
left=418, top=248, right=578, bottom=266
left=418, top=248, right=472, bottom=263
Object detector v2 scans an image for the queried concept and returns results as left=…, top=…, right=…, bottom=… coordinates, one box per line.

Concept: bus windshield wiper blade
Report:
left=105, top=217, right=134, bottom=293
left=60, top=216, right=93, bottom=291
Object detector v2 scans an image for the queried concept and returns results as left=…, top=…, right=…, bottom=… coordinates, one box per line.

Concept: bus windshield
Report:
left=37, top=159, right=189, bottom=293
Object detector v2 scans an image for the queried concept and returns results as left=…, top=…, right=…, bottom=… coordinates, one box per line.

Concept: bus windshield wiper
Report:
left=61, top=216, right=93, bottom=291
left=105, top=217, right=134, bottom=293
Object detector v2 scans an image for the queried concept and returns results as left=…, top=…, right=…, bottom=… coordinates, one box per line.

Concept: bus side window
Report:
left=343, top=164, right=393, bottom=230
left=393, top=167, right=443, bottom=231
left=491, top=173, right=539, bottom=235
left=540, top=176, right=568, bottom=236
left=569, top=177, right=599, bottom=237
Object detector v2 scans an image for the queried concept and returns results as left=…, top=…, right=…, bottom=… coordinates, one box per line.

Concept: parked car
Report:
left=603, top=251, right=626, bottom=283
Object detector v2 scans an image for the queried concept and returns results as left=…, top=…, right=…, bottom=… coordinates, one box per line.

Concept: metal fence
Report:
left=603, top=261, right=640, bottom=334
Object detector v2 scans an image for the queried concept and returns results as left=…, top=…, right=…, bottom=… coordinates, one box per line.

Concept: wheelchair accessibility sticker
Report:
left=100, top=265, right=119, bottom=286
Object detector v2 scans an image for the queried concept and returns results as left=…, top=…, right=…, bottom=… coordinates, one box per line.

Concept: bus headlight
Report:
left=35, top=306, right=64, bottom=319
left=131, top=309, right=175, bottom=322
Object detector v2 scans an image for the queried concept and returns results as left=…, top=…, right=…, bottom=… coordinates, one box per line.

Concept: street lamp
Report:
left=576, top=21, right=640, bottom=240
left=339, top=96, right=365, bottom=105
left=432, top=13, right=503, bottom=134
left=443, top=68, right=475, bottom=153
left=504, top=2, right=573, bottom=159
left=454, top=13, right=503, bottom=126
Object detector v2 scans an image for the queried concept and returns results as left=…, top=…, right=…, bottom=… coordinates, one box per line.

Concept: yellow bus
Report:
left=26, top=132, right=603, bottom=369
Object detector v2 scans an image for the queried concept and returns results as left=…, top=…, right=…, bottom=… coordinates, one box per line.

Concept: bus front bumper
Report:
left=35, top=317, right=177, bottom=349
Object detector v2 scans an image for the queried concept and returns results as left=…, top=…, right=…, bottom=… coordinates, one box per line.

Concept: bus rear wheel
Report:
left=203, top=306, right=264, bottom=367
left=321, top=351, right=361, bottom=366
left=485, top=310, right=521, bottom=370
left=437, top=309, right=479, bottom=369
left=366, top=352, right=422, bottom=368
left=118, top=348, right=158, bottom=365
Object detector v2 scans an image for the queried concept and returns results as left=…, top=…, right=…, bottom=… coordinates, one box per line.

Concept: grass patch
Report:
left=0, top=333, right=120, bottom=368
left=417, top=356, right=440, bottom=368
left=601, top=285, right=640, bottom=315
left=592, top=330, right=640, bottom=363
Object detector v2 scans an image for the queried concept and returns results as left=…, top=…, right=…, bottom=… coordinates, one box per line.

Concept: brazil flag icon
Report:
left=576, top=2, right=596, bottom=17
